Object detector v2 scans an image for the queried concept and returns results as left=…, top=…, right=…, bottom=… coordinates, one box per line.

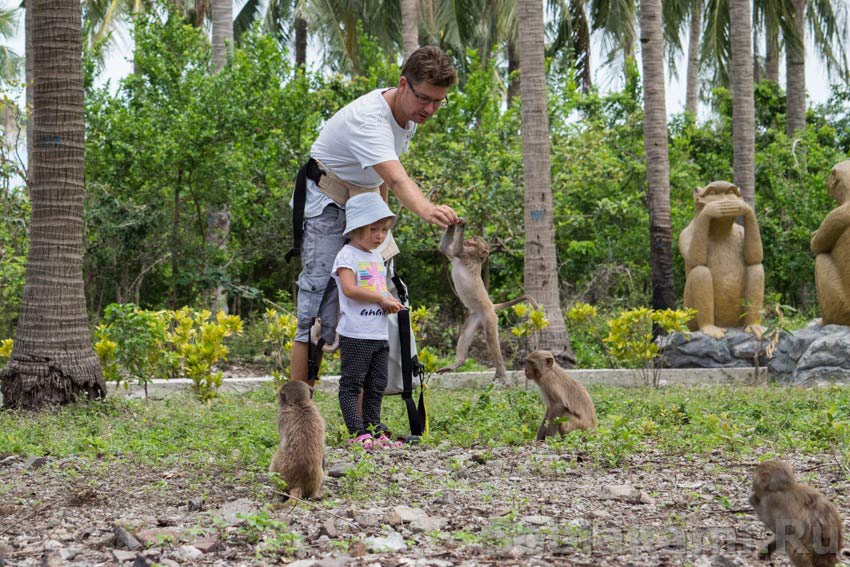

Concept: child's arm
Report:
left=337, top=268, right=404, bottom=313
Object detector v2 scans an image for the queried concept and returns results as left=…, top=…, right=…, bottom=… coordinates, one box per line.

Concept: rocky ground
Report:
left=1, top=442, right=848, bottom=566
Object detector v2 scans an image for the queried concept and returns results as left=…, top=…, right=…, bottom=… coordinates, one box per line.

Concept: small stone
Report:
left=287, top=561, right=321, bottom=567
left=135, top=527, right=182, bottom=547
left=432, top=493, right=456, bottom=506
left=25, top=456, right=47, bottom=470
left=470, top=453, right=488, bottom=464
left=157, top=560, right=181, bottom=567
left=112, top=549, right=138, bottom=563
left=601, top=484, right=655, bottom=505
left=178, top=545, right=203, bottom=560
left=42, top=551, right=63, bottom=567
left=320, top=518, right=338, bottom=538
left=348, top=541, right=366, bottom=557
left=187, top=497, right=204, bottom=512
left=217, top=498, right=257, bottom=526
left=0, top=456, right=18, bottom=467
left=411, top=516, right=447, bottom=533
left=192, top=536, right=224, bottom=554
left=521, top=515, right=552, bottom=526
left=73, top=527, right=93, bottom=542
left=59, top=545, right=81, bottom=561
left=132, top=556, right=153, bottom=567
left=42, top=540, right=62, bottom=552
left=364, top=530, right=407, bottom=552
left=329, top=464, right=353, bottom=478
left=113, top=525, right=142, bottom=551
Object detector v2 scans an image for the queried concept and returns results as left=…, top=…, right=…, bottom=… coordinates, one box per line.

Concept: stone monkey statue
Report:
left=439, top=221, right=535, bottom=384
left=812, top=160, right=850, bottom=325
left=678, top=181, right=765, bottom=339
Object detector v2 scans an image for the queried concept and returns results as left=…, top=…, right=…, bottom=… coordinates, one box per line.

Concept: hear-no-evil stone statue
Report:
left=678, top=181, right=765, bottom=339
left=812, top=160, right=850, bottom=326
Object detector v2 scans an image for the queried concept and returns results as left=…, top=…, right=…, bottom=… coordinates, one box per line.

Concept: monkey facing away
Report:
left=269, top=381, right=325, bottom=499
left=749, top=460, right=843, bottom=567
left=439, top=221, right=535, bottom=384
left=525, top=350, right=596, bottom=440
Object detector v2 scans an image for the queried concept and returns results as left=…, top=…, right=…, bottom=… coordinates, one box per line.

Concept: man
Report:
left=289, top=46, right=460, bottom=385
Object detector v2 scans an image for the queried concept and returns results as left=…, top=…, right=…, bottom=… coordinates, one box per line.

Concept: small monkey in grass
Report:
left=438, top=221, right=536, bottom=384
left=749, top=460, right=843, bottom=567
left=269, top=381, right=325, bottom=499
left=525, top=350, right=596, bottom=440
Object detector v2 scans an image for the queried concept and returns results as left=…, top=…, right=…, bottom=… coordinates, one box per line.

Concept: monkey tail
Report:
left=492, top=295, right=537, bottom=311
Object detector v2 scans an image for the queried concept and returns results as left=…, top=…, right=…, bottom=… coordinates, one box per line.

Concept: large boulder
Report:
left=769, top=324, right=850, bottom=385
left=660, top=329, right=769, bottom=368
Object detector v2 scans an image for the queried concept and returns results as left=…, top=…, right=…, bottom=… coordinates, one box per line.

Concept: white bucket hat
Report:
left=344, top=192, right=397, bottom=236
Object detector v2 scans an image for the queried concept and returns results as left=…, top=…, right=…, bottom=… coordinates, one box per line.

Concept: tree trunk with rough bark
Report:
left=25, top=2, right=32, bottom=191
left=765, top=25, right=779, bottom=81
left=641, top=0, right=675, bottom=311
left=209, top=0, right=232, bottom=313
left=729, top=0, right=755, bottom=206
left=294, top=14, right=307, bottom=70
left=1, top=0, right=105, bottom=409
left=685, top=5, right=701, bottom=116
left=507, top=38, right=520, bottom=108
left=786, top=0, right=806, bottom=137
left=517, top=0, right=574, bottom=362
left=402, top=0, right=418, bottom=61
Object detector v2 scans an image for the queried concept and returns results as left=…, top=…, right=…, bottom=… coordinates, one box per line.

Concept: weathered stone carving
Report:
left=678, top=181, right=765, bottom=339
left=812, top=160, right=850, bottom=326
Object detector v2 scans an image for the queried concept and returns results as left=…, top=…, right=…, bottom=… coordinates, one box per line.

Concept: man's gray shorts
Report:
left=295, top=203, right=346, bottom=342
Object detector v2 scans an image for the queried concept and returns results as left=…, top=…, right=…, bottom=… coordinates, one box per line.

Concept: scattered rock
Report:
left=73, top=527, right=93, bottom=542
left=192, top=536, right=224, bottom=554
left=329, top=464, right=353, bottom=478
left=432, top=493, right=456, bottom=506
left=135, top=527, right=182, bottom=547
left=660, top=330, right=767, bottom=368
left=521, top=515, right=552, bottom=526
left=24, top=457, right=47, bottom=470
left=177, top=545, right=203, bottom=561
left=42, top=551, right=63, bottom=567
left=187, top=497, right=204, bottom=511
left=0, top=456, right=19, bottom=467
left=217, top=498, right=257, bottom=526
left=287, top=560, right=322, bottom=567
left=112, top=549, right=139, bottom=563
left=59, top=545, right=81, bottom=561
left=601, top=484, right=655, bottom=505
left=132, top=556, right=153, bottom=567
left=470, top=452, right=488, bottom=464
left=113, top=525, right=142, bottom=551
left=320, top=518, right=338, bottom=538
left=769, top=324, right=850, bottom=384
left=348, top=541, right=366, bottom=557
left=157, top=559, right=181, bottom=567
left=364, top=530, right=406, bottom=552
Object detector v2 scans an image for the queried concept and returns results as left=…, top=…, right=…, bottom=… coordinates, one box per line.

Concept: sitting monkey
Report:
left=812, top=160, right=850, bottom=326
left=439, top=221, right=534, bottom=384
left=525, top=350, right=596, bottom=439
left=749, top=460, right=843, bottom=567
left=269, top=381, right=325, bottom=500
left=678, top=181, right=765, bottom=339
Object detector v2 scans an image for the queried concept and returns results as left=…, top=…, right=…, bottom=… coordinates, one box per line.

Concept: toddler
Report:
left=332, top=192, right=404, bottom=448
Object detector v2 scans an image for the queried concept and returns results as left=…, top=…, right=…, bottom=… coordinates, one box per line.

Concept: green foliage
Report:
left=261, top=308, right=298, bottom=391
left=603, top=307, right=695, bottom=386
left=0, top=337, right=11, bottom=365
left=94, top=304, right=243, bottom=401
left=95, top=304, right=172, bottom=393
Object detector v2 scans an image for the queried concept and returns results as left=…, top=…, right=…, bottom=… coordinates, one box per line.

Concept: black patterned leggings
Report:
left=338, top=336, right=390, bottom=436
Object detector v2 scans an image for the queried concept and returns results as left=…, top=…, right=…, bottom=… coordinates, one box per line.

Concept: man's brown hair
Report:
left=401, top=46, right=457, bottom=88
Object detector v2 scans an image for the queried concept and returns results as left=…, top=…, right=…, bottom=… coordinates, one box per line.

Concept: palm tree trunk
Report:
left=518, top=0, right=574, bottom=361
left=640, top=0, right=675, bottom=311
left=209, top=0, right=232, bottom=313
left=401, top=0, right=418, bottom=61
left=211, top=0, right=232, bottom=71
left=786, top=0, right=806, bottom=137
left=685, top=5, right=701, bottom=116
left=1, top=0, right=105, bottom=409
left=294, top=13, right=307, bottom=70
left=729, top=0, right=755, bottom=206
left=25, top=1, right=32, bottom=193
left=765, top=25, right=779, bottom=81
left=507, top=38, right=520, bottom=107
left=752, top=26, right=760, bottom=82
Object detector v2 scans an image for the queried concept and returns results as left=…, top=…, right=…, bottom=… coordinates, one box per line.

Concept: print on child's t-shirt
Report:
left=357, top=261, right=388, bottom=295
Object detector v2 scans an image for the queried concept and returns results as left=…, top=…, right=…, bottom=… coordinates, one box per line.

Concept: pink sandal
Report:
left=349, top=433, right=377, bottom=450
left=374, top=434, right=403, bottom=448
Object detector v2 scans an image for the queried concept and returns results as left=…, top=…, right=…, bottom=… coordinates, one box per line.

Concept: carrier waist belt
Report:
left=313, top=158, right=380, bottom=205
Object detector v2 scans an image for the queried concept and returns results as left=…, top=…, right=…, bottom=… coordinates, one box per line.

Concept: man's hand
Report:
left=425, top=203, right=461, bottom=229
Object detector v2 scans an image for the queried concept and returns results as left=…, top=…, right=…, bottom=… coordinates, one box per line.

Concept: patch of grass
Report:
left=0, top=384, right=848, bottom=474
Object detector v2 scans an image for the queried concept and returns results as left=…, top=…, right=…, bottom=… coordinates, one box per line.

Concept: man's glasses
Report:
left=407, top=80, right=449, bottom=108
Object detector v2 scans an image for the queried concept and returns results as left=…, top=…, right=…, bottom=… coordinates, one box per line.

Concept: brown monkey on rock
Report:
left=525, top=350, right=596, bottom=440
left=749, top=460, right=843, bottom=567
left=269, top=381, right=325, bottom=500
left=439, top=221, right=535, bottom=384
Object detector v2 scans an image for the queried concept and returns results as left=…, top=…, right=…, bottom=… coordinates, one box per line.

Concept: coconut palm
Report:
left=1, top=0, right=105, bottom=409
left=640, top=0, right=675, bottom=309
left=729, top=0, right=754, bottom=206
left=517, top=0, right=574, bottom=358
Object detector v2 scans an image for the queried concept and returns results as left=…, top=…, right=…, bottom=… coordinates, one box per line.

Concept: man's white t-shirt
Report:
left=332, top=244, right=391, bottom=340
left=299, top=88, right=417, bottom=218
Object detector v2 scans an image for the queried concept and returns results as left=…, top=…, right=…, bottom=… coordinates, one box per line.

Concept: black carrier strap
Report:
left=286, top=158, right=324, bottom=262
left=307, top=277, right=338, bottom=382
left=394, top=276, right=426, bottom=436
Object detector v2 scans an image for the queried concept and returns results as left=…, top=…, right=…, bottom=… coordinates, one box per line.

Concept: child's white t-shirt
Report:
left=332, top=244, right=391, bottom=340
